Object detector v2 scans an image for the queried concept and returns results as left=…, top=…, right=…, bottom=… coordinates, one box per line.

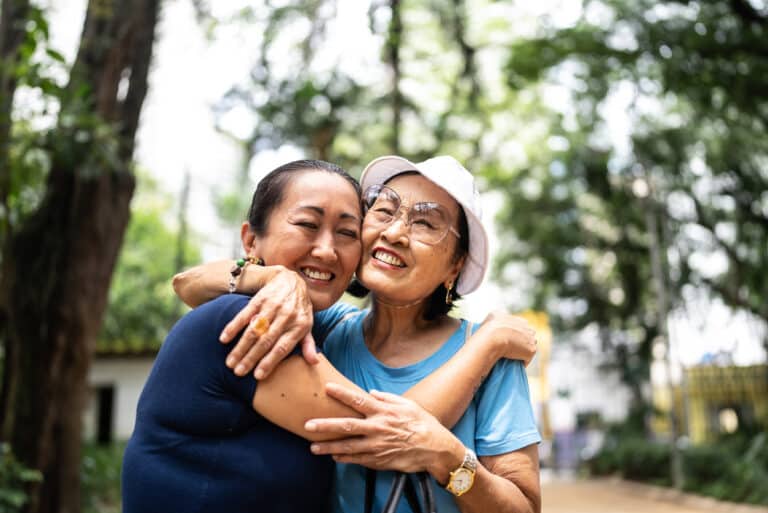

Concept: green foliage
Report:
left=500, top=0, right=768, bottom=322
left=204, top=0, right=767, bottom=417
left=2, top=3, right=122, bottom=240
left=586, top=435, right=670, bottom=484
left=13, top=5, right=66, bottom=93
left=488, top=0, right=768, bottom=408
left=209, top=0, right=489, bottom=174
left=98, top=175, right=201, bottom=352
left=81, top=443, right=124, bottom=513
left=586, top=432, right=768, bottom=505
left=0, top=443, right=43, bottom=513
left=1, top=5, right=64, bottom=243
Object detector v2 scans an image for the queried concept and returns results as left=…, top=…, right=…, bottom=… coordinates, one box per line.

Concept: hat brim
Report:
left=360, top=156, right=488, bottom=295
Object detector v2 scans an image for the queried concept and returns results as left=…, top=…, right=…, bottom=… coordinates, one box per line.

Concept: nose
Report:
left=311, top=229, right=338, bottom=263
left=380, top=212, right=410, bottom=244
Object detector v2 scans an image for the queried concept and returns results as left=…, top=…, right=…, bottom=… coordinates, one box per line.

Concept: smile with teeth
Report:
left=373, top=250, right=405, bottom=267
left=301, top=268, right=333, bottom=281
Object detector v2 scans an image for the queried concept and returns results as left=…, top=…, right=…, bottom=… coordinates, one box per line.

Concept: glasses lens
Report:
left=409, top=203, right=451, bottom=244
left=364, top=185, right=400, bottom=224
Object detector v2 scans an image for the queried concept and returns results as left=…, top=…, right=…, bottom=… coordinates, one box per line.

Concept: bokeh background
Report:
left=1, top=0, right=766, bottom=512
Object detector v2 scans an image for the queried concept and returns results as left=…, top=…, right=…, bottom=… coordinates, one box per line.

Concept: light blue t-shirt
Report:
left=323, top=311, right=542, bottom=513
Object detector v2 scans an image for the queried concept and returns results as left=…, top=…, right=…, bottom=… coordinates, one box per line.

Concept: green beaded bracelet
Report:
left=228, top=256, right=265, bottom=293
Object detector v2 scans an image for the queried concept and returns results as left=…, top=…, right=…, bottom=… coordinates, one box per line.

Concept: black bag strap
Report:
left=416, top=472, right=437, bottom=513
left=365, top=468, right=377, bottom=513
left=365, top=470, right=436, bottom=513
left=401, top=473, right=423, bottom=513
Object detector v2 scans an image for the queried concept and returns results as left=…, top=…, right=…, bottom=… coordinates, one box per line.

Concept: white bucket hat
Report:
left=360, top=155, right=489, bottom=295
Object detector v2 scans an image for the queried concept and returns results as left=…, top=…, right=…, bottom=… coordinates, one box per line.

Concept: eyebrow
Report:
left=297, top=205, right=360, bottom=222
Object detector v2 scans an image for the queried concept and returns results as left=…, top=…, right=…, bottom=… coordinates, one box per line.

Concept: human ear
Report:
left=446, top=254, right=467, bottom=285
left=240, top=222, right=260, bottom=256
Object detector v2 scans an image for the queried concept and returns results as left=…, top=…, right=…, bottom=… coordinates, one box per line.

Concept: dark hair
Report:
left=247, top=159, right=361, bottom=236
left=346, top=171, right=471, bottom=321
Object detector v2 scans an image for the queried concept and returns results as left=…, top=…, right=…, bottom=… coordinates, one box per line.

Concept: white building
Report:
left=83, top=353, right=156, bottom=443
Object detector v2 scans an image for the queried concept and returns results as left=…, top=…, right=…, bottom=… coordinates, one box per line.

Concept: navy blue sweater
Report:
left=122, top=295, right=352, bottom=513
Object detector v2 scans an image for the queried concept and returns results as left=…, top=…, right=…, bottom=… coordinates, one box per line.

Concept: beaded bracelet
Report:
left=228, top=256, right=265, bottom=293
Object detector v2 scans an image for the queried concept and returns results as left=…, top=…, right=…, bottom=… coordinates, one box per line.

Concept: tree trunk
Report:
left=0, top=1, right=160, bottom=512
left=387, top=0, right=402, bottom=154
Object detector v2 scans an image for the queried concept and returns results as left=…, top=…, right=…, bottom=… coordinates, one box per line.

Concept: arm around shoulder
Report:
left=173, top=260, right=234, bottom=307
left=251, top=354, right=365, bottom=442
left=173, top=260, right=287, bottom=308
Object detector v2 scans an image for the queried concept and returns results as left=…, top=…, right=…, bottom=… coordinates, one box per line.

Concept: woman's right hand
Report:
left=476, top=311, right=538, bottom=366
left=219, top=266, right=316, bottom=379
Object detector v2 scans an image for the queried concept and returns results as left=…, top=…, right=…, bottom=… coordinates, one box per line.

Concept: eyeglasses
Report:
left=362, top=184, right=461, bottom=246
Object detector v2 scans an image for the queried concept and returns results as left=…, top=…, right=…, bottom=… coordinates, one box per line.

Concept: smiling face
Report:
left=357, top=173, right=466, bottom=307
left=242, top=170, right=362, bottom=310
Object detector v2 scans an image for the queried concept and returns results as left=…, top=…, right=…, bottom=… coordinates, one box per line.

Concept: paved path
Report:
left=542, top=478, right=768, bottom=513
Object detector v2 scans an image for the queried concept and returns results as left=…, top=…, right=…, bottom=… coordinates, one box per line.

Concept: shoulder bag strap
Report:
left=365, top=468, right=377, bottom=513
left=366, top=471, right=432, bottom=513
left=416, top=472, right=437, bottom=513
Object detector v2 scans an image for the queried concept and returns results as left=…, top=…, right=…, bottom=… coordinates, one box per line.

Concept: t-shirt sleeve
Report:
left=213, top=295, right=260, bottom=404
left=474, top=359, right=542, bottom=456
left=312, top=302, right=360, bottom=345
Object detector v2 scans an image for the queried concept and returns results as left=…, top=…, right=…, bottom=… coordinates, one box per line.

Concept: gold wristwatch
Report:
left=445, top=447, right=477, bottom=497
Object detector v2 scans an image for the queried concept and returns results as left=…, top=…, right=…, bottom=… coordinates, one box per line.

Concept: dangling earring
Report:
left=445, top=281, right=454, bottom=305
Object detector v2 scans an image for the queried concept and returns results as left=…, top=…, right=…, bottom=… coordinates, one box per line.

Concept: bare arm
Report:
left=246, top=313, right=537, bottom=442
left=308, top=391, right=541, bottom=512
left=251, top=354, right=366, bottom=442
left=173, top=260, right=283, bottom=307
left=249, top=314, right=535, bottom=440
left=431, top=441, right=541, bottom=513
left=173, top=261, right=503, bottom=439
left=174, top=261, right=318, bottom=378
left=463, top=447, right=542, bottom=513
left=176, top=262, right=537, bottom=438
left=402, top=312, right=537, bottom=428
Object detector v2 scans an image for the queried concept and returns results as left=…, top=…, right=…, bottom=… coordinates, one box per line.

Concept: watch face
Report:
left=451, top=469, right=473, bottom=493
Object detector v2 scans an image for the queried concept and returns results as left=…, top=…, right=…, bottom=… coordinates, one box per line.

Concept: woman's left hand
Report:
left=305, top=383, right=462, bottom=476
left=219, top=266, right=316, bottom=378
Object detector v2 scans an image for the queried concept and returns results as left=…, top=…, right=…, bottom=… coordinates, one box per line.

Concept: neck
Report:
left=364, top=296, right=430, bottom=349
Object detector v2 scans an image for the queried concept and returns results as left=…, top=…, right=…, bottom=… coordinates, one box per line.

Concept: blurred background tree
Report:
left=99, top=174, right=201, bottom=354
left=0, top=0, right=160, bottom=511
left=497, top=0, right=768, bottom=425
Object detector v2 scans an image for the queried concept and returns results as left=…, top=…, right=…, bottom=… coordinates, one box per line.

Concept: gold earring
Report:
left=248, top=255, right=265, bottom=266
left=445, top=281, right=454, bottom=305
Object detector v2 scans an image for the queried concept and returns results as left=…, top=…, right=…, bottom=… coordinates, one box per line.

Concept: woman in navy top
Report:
left=122, top=160, right=365, bottom=513
left=122, top=295, right=356, bottom=513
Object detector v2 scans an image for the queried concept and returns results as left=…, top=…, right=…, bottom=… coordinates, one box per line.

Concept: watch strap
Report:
left=462, top=448, right=478, bottom=471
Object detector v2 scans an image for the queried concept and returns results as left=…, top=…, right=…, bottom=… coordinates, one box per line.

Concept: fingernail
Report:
left=254, top=368, right=265, bottom=380
left=235, top=364, right=246, bottom=376
left=305, top=421, right=316, bottom=431
left=219, top=331, right=229, bottom=342
left=226, top=356, right=235, bottom=368
left=310, top=444, right=319, bottom=453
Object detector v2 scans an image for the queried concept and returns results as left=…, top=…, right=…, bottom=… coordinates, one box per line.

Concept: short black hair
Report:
left=247, top=159, right=361, bottom=236
left=346, top=171, right=470, bottom=321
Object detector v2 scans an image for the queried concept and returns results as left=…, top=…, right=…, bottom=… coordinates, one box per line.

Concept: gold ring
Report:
left=250, top=316, right=270, bottom=336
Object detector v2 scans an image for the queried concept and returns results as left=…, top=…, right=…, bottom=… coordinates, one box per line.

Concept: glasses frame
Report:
left=362, top=184, right=461, bottom=246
